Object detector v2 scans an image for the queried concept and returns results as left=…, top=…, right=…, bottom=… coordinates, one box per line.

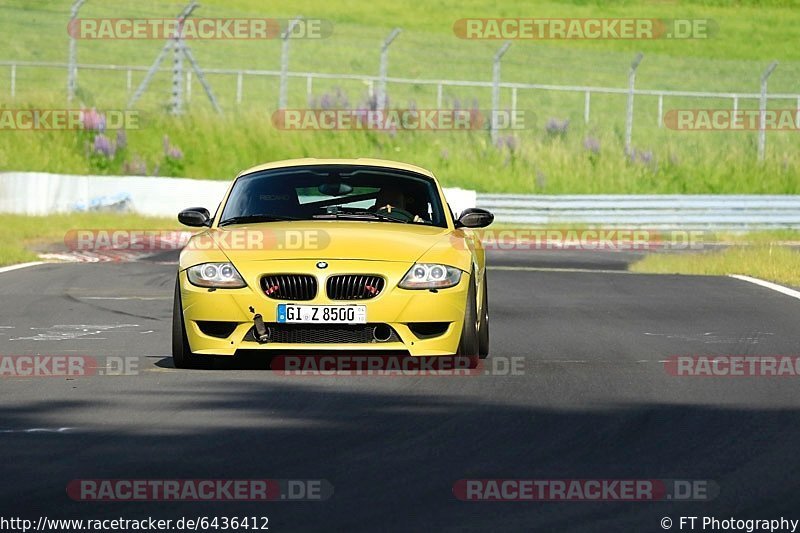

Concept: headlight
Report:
left=399, top=263, right=462, bottom=289
left=187, top=262, right=246, bottom=288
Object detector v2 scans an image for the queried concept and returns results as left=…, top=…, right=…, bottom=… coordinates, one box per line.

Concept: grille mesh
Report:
left=247, top=324, right=399, bottom=344
left=260, top=274, right=317, bottom=301
left=326, top=275, right=385, bottom=300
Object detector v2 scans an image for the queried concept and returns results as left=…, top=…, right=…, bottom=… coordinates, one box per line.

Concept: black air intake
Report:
left=260, top=274, right=317, bottom=301
left=326, top=275, right=385, bottom=300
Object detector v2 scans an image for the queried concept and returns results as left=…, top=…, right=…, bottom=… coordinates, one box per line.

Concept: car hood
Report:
left=187, top=220, right=453, bottom=264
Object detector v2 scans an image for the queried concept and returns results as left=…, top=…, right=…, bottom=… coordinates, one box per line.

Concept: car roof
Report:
left=236, top=158, right=435, bottom=179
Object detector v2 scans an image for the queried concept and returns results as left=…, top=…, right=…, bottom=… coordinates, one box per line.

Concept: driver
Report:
left=372, top=186, right=425, bottom=223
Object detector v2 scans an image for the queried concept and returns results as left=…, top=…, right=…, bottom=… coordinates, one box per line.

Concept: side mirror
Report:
left=455, top=208, right=494, bottom=228
left=178, top=207, right=211, bottom=227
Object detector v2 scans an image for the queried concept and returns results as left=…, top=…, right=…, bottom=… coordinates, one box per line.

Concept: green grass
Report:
left=0, top=213, right=179, bottom=266
left=631, top=244, right=800, bottom=287
left=1, top=110, right=799, bottom=194
left=0, top=0, right=799, bottom=192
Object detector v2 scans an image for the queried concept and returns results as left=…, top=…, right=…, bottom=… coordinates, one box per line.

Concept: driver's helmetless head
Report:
left=375, top=187, right=406, bottom=209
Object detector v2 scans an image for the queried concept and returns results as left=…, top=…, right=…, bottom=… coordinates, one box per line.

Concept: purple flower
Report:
left=163, top=135, right=183, bottom=160
left=93, top=134, right=115, bottom=158
left=629, top=147, right=656, bottom=167
left=546, top=118, right=569, bottom=136
left=320, top=93, right=332, bottom=109
left=82, top=108, right=106, bottom=132
left=495, top=134, right=518, bottom=152
left=583, top=136, right=601, bottom=154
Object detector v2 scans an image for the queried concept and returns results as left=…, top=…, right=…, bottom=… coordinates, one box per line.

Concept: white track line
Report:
left=488, top=265, right=633, bottom=274
left=0, top=261, right=45, bottom=274
left=79, top=296, right=170, bottom=300
left=729, top=274, right=800, bottom=301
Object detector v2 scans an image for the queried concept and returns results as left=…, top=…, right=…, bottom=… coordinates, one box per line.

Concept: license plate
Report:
left=277, top=304, right=367, bottom=324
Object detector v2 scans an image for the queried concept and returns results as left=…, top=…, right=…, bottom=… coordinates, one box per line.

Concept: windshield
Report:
left=219, top=165, right=448, bottom=227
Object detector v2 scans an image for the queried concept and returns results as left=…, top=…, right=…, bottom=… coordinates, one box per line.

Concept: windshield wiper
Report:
left=218, top=214, right=300, bottom=226
left=312, top=210, right=408, bottom=223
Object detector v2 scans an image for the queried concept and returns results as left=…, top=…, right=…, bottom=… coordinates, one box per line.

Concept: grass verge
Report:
left=0, top=213, right=179, bottom=267
left=630, top=243, right=800, bottom=287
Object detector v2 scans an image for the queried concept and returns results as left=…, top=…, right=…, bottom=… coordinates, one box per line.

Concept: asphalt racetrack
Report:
left=1, top=249, right=799, bottom=532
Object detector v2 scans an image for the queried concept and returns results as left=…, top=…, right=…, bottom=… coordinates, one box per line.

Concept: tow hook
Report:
left=253, top=314, right=270, bottom=343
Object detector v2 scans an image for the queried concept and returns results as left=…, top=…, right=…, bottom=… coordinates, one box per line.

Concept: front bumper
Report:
left=179, top=259, right=469, bottom=356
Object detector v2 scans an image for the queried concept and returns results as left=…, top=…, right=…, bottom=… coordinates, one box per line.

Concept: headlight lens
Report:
left=187, top=262, right=246, bottom=288
left=399, top=263, right=462, bottom=289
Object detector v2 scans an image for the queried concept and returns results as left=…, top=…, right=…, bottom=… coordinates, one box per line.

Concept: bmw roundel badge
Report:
left=316, top=261, right=328, bottom=269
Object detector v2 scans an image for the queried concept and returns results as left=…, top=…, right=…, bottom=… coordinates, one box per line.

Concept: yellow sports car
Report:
left=172, top=158, right=493, bottom=368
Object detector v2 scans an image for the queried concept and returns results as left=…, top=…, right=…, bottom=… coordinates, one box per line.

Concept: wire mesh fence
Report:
left=1, top=0, right=799, bottom=162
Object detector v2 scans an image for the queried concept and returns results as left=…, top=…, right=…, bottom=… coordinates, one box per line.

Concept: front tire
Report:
left=456, top=274, right=480, bottom=365
left=478, top=271, right=489, bottom=359
left=172, top=276, right=212, bottom=369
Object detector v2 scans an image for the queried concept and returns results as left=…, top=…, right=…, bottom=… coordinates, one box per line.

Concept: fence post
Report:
left=624, top=52, right=644, bottom=156
left=186, top=70, right=192, bottom=102
left=377, top=28, right=401, bottom=111
left=511, top=87, right=517, bottom=116
left=436, top=83, right=443, bottom=108
left=657, top=94, right=663, bottom=128
left=490, top=41, right=511, bottom=143
left=278, top=17, right=302, bottom=110
left=758, top=61, right=778, bottom=162
left=10, top=64, right=16, bottom=98
left=67, top=0, right=86, bottom=103
left=584, top=91, right=591, bottom=124
left=170, top=18, right=186, bottom=115
left=126, top=69, right=132, bottom=94
left=796, top=96, right=800, bottom=129
left=733, top=95, right=738, bottom=113
left=236, top=71, right=243, bottom=104
left=306, top=75, right=313, bottom=105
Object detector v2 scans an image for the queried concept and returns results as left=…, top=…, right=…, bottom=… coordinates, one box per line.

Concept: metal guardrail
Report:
left=477, top=194, right=800, bottom=230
